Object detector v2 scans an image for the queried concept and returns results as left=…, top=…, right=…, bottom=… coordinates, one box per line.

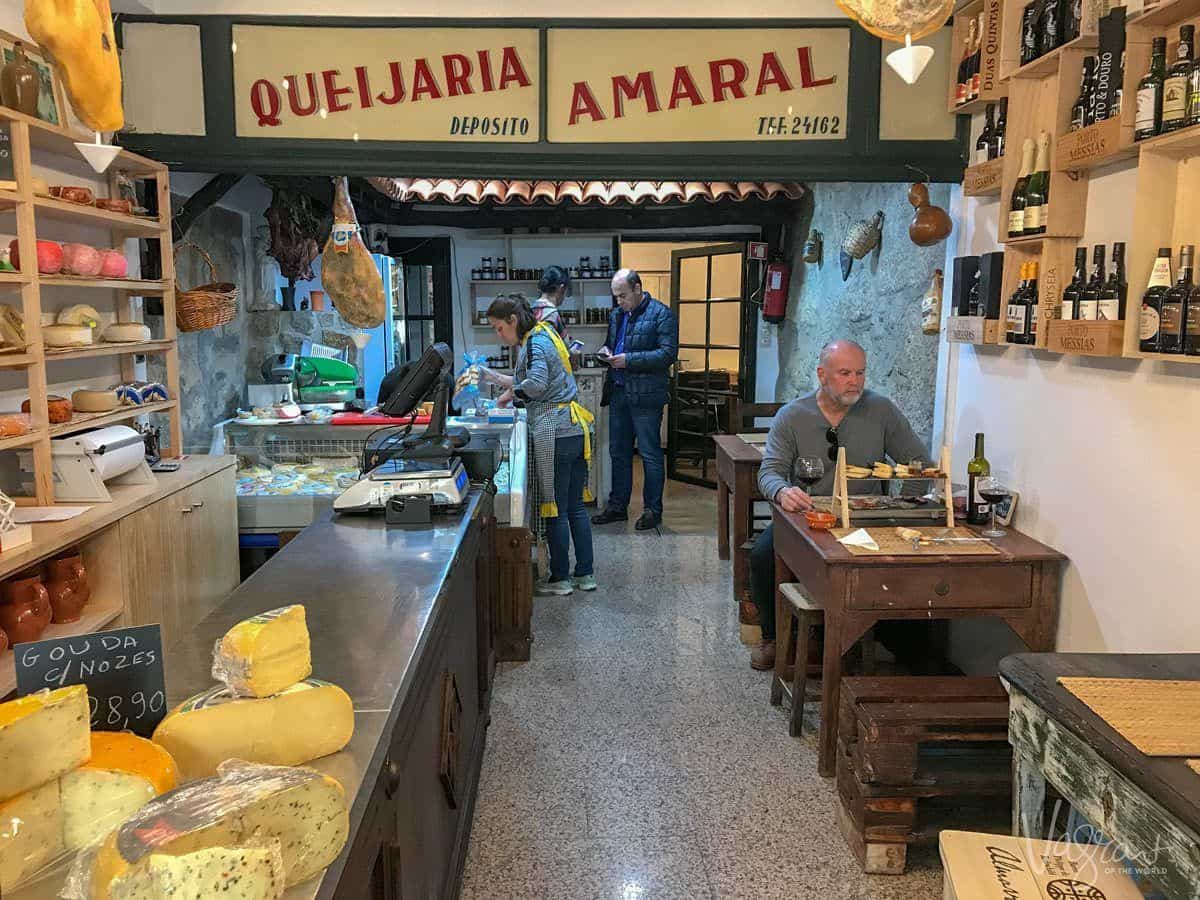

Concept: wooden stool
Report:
left=769, top=582, right=824, bottom=737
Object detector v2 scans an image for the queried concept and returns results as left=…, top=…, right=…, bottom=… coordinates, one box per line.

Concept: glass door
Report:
left=387, top=237, right=454, bottom=367
left=667, top=243, right=749, bottom=487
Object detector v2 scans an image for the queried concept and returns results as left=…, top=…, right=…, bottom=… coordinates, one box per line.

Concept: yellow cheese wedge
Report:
left=212, top=605, right=311, bottom=697
left=61, top=733, right=179, bottom=850
left=90, top=762, right=348, bottom=897
left=0, top=685, right=91, bottom=802
left=152, top=679, right=353, bottom=780
left=0, top=780, right=65, bottom=891
left=108, top=842, right=284, bottom=900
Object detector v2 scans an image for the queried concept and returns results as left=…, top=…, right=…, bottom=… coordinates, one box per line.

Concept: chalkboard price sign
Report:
left=14, top=624, right=168, bottom=738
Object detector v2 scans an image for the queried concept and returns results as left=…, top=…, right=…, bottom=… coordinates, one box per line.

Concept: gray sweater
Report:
left=757, top=389, right=927, bottom=501
left=514, top=329, right=582, bottom=439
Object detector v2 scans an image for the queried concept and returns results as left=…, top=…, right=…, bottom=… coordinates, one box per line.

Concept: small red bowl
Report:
left=805, top=510, right=837, bottom=530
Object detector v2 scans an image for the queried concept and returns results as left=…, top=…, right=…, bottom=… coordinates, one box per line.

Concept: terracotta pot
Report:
left=309, top=290, right=326, bottom=312
left=0, top=43, right=40, bottom=118
left=46, top=553, right=88, bottom=623
left=0, top=572, right=52, bottom=644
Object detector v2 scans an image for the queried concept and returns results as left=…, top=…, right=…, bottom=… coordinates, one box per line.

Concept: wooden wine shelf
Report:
left=963, top=158, right=1005, bottom=196
left=1128, top=350, right=1200, bottom=365
left=946, top=316, right=1003, bottom=345
left=949, top=0, right=1007, bottom=113
left=1044, top=319, right=1126, bottom=356
left=49, top=400, right=178, bottom=438
left=1007, top=33, right=1100, bottom=80
left=42, top=339, right=173, bottom=362
left=0, top=602, right=124, bottom=698
left=1129, top=0, right=1200, bottom=28
left=1136, top=124, right=1200, bottom=158
left=1056, top=116, right=1137, bottom=171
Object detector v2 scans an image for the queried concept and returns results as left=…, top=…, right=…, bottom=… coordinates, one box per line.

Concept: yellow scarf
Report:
left=523, top=321, right=596, bottom=516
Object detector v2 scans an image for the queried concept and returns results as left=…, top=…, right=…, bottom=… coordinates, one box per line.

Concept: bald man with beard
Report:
left=748, top=340, right=929, bottom=671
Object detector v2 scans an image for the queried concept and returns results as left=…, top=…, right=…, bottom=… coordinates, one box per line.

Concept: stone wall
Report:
left=773, top=182, right=948, bottom=448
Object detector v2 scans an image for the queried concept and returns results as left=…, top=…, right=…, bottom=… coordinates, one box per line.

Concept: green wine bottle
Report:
left=967, top=432, right=991, bottom=525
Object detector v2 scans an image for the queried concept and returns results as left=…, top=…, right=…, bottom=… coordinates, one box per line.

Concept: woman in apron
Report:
left=483, top=294, right=595, bottom=596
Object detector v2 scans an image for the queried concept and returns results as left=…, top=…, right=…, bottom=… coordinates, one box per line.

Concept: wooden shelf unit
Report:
left=963, top=158, right=1005, bottom=196
left=949, top=0, right=1009, bottom=113
left=0, top=107, right=182, bottom=503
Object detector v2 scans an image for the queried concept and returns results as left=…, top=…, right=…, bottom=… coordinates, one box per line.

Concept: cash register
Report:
left=333, top=343, right=472, bottom=516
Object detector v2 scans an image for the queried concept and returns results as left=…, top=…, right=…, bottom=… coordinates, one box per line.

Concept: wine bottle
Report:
left=1097, top=242, right=1127, bottom=321
left=1022, top=261, right=1040, bottom=344
left=967, top=433, right=992, bottom=526
left=1072, top=58, right=1097, bottom=131
left=1040, top=0, right=1062, bottom=56
left=1064, top=0, right=1082, bottom=44
left=992, top=98, right=1008, bottom=158
left=1023, top=132, right=1051, bottom=236
left=1186, top=273, right=1200, bottom=355
left=1061, top=247, right=1087, bottom=320
left=1021, top=3, right=1039, bottom=66
left=1009, top=138, right=1036, bottom=239
left=976, top=105, right=995, bottom=165
left=1163, top=25, right=1194, bottom=132
left=1006, top=263, right=1029, bottom=343
left=969, top=14, right=983, bottom=101
left=956, top=24, right=973, bottom=105
left=1112, top=51, right=1126, bottom=120
left=1077, top=245, right=1105, bottom=320
left=1136, top=37, right=1168, bottom=140
left=1160, top=244, right=1193, bottom=354
left=1189, top=41, right=1200, bottom=126
left=967, top=267, right=983, bottom=316
left=1139, top=247, right=1174, bottom=352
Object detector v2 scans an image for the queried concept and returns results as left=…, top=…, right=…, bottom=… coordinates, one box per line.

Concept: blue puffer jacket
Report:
left=602, top=293, right=678, bottom=409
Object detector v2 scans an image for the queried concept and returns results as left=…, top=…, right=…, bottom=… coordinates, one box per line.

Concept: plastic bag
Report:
left=62, top=760, right=348, bottom=899
left=452, top=349, right=487, bottom=413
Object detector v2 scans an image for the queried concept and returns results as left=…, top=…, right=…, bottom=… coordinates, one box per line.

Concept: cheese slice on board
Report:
left=89, top=762, right=348, bottom=897
left=0, top=779, right=65, bottom=891
left=212, top=605, right=312, bottom=697
left=0, top=685, right=91, bottom=802
left=152, top=679, right=352, bottom=779
left=108, top=842, right=284, bottom=900
left=62, top=733, right=179, bottom=850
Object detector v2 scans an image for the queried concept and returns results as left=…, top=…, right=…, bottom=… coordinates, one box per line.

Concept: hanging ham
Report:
left=321, top=177, right=385, bottom=328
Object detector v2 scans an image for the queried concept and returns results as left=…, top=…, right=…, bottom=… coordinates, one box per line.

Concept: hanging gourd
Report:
left=907, top=182, right=953, bottom=247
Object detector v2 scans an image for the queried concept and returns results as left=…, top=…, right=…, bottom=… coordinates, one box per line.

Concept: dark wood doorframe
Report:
left=666, top=242, right=752, bottom=488
left=386, top=236, right=455, bottom=358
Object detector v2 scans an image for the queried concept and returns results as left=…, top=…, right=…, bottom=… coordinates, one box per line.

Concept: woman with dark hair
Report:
left=483, top=293, right=595, bottom=595
left=531, top=265, right=571, bottom=337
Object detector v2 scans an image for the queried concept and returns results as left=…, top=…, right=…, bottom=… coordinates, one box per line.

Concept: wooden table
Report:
left=771, top=507, right=1065, bottom=777
left=1002, top=652, right=1200, bottom=900
left=714, top=434, right=763, bottom=615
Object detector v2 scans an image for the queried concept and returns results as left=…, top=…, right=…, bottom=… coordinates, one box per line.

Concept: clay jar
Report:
left=46, top=552, right=89, bottom=623
left=0, top=43, right=40, bottom=118
left=0, top=571, right=52, bottom=644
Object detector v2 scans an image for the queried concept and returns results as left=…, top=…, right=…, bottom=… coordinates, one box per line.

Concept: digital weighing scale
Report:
left=332, top=456, right=469, bottom=513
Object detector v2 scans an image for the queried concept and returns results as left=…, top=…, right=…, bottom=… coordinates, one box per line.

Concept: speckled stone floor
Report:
left=462, top=477, right=943, bottom=899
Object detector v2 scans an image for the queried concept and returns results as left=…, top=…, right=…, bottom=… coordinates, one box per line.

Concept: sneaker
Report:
left=572, top=574, right=597, bottom=592
left=750, top=639, right=776, bottom=671
left=535, top=578, right=574, bottom=596
left=592, top=508, right=628, bottom=525
left=635, top=511, right=662, bottom=531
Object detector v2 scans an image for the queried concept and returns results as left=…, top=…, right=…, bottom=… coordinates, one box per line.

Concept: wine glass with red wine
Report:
left=977, top=476, right=1010, bottom=538
left=794, top=457, right=825, bottom=494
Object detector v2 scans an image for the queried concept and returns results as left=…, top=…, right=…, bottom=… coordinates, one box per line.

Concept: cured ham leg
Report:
left=321, top=176, right=385, bottom=328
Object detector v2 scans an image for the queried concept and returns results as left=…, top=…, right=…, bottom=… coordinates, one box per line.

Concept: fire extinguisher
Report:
left=762, top=253, right=791, bottom=324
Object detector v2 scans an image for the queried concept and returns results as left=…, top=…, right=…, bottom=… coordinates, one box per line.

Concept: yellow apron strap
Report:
left=531, top=322, right=598, bottom=509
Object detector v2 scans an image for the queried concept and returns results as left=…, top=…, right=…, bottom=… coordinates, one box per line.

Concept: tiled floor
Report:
left=462, top=477, right=943, bottom=899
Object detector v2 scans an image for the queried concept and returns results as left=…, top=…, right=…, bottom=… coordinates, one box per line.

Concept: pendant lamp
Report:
left=75, top=132, right=122, bottom=173
left=887, top=34, right=937, bottom=84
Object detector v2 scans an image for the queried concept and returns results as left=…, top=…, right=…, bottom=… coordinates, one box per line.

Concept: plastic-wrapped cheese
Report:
left=0, top=780, right=64, bottom=890
left=61, top=733, right=179, bottom=850
left=212, top=605, right=311, bottom=697
left=102, top=323, right=150, bottom=344
left=85, top=761, right=348, bottom=896
left=43, top=323, right=94, bottom=347
left=152, top=679, right=352, bottom=779
left=107, top=842, right=284, bottom=900
left=0, top=685, right=91, bottom=803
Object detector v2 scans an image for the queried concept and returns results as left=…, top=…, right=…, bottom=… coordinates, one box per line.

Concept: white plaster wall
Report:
left=944, top=129, right=1200, bottom=667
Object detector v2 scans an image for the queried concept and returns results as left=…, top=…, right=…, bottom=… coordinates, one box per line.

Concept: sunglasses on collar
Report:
left=826, top=427, right=839, bottom=462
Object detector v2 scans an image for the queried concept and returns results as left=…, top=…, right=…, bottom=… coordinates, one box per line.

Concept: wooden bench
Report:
left=836, top=676, right=1012, bottom=874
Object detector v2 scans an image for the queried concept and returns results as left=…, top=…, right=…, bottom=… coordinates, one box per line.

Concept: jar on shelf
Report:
left=471, top=266, right=482, bottom=281
left=599, top=255, right=611, bottom=277
left=495, top=257, right=508, bottom=280
left=481, top=256, right=493, bottom=280
left=581, top=256, right=593, bottom=279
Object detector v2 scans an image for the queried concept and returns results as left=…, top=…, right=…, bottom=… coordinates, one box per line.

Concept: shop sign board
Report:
left=232, top=25, right=541, bottom=142
left=546, top=28, right=849, bottom=143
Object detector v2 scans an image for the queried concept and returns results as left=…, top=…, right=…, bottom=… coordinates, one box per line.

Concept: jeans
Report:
left=606, top=385, right=665, bottom=516
left=547, top=434, right=594, bottom=582
left=749, top=525, right=777, bottom=640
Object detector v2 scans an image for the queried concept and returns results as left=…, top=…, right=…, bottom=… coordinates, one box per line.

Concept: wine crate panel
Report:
left=998, top=237, right=1078, bottom=348
left=1055, top=115, right=1136, bottom=171
left=946, top=316, right=1002, bottom=344
left=1045, top=319, right=1126, bottom=356
left=948, top=0, right=1008, bottom=113
left=963, top=158, right=1004, bottom=196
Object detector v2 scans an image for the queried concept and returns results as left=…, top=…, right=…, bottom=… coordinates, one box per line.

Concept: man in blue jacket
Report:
left=593, top=268, right=679, bottom=531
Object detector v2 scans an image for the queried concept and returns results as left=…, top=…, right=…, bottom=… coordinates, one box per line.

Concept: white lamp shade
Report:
left=886, top=42, right=935, bottom=85
left=350, top=331, right=372, bottom=349
left=74, top=138, right=122, bottom=173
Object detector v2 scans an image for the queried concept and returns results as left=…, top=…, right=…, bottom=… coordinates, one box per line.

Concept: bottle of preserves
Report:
left=1098, top=242, right=1127, bottom=321
left=976, top=105, right=995, bottom=164
left=1009, top=138, right=1036, bottom=239
left=1077, top=245, right=1105, bottom=320
left=1163, top=25, right=1194, bottom=132
left=1136, top=37, right=1168, bottom=140
left=991, top=98, right=1008, bottom=159
left=1160, top=244, right=1193, bottom=353
left=1023, top=132, right=1051, bottom=236
left=1061, top=247, right=1087, bottom=320
left=1022, top=261, right=1040, bottom=344
left=1021, top=2, right=1039, bottom=66
left=967, top=432, right=992, bottom=526
left=1139, top=247, right=1173, bottom=352
left=1006, top=263, right=1029, bottom=343
left=1072, top=58, right=1097, bottom=131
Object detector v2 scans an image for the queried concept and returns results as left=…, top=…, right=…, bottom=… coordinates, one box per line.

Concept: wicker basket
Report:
left=175, top=241, right=238, bottom=332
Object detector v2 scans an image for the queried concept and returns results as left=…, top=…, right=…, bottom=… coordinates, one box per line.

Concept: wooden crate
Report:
left=1045, top=319, right=1126, bottom=356
left=997, top=237, right=1079, bottom=348
left=946, top=316, right=1002, bottom=344
left=947, top=0, right=1008, bottom=114
left=962, top=158, right=1004, bottom=197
